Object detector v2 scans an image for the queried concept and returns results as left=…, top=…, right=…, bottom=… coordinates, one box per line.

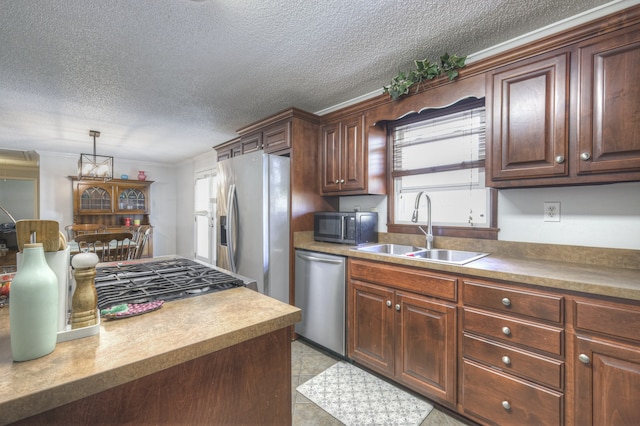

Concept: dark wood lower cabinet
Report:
left=14, top=328, right=292, bottom=425
left=348, top=259, right=458, bottom=408
left=573, top=335, right=640, bottom=426
left=347, top=258, right=640, bottom=426
left=396, top=291, right=457, bottom=404
left=463, top=359, right=563, bottom=425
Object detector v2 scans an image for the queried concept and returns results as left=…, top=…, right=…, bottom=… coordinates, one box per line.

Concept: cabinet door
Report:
left=574, top=335, right=640, bottom=425
left=240, top=133, right=262, bottom=154
left=76, top=183, right=114, bottom=213
left=339, top=114, right=366, bottom=192
left=115, top=185, right=149, bottom=213
left=263, top=122, right=291, bottom=154
left=576, top=25, right=640, bottom=174
left=320, top=122, right=341, bottom=193
left=348, top=279, right=395, bottom=376
left=488, top=51, right=569, bottom=181
left=396, top=291, right=457, bottom=406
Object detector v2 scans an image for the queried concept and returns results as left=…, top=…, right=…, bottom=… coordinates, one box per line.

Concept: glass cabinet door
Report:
left=79, top=185, right=112, bottom=212
left=117, top=188, right=146, bottom=212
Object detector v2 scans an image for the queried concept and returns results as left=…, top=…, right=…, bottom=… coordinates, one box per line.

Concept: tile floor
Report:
left=291, top=339, right=471, bottom=425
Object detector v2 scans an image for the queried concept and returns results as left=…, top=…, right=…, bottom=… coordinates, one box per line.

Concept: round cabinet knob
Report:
left=580, top=152, right=591, bottom=161
left=395, top=304, right=401, bottom=311
left=501, top=297, right=511, bottom=307
left=502, top=400, right=511, bottom=410
left=502, top=326, right=511, bottom=336
left=335, top=180, right=340, bottom=184
left=502, top=355, right=511, bottom=365
left=386, top=300, right=392, bottom=307
left=555, top=155, right=565, bottom=164
left=340, top=179, right=345, bottom=183
left=578, top=353, right=591, bottom=364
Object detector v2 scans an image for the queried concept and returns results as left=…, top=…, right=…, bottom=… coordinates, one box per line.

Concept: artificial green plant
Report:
left=383, top=53, right=467, bottom=100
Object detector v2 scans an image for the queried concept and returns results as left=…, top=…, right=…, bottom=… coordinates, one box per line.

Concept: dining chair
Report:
left=65, top=224, right=106, bottom=241
left=73, top=232, right=135, bottom=262
left=132, top=226, right=152, bottom=259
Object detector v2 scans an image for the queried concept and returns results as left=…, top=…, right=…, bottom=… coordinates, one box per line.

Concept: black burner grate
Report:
left=94, top=258, right=244, bottom=309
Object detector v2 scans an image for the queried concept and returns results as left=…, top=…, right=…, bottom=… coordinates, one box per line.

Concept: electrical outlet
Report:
left=544, top=202, right=561, bottom=222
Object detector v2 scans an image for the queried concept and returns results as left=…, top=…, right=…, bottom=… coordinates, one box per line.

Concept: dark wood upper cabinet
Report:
left=487, top=50, right=570, bottom=182
left=487, top=21, right=640, bottom=187
left=320, top=113, right=385, bottom=195
left=576, top=23, right=640, bottom=175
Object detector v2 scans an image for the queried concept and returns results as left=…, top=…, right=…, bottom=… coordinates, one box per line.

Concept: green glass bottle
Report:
left=10, top=243, right=59, bottom=361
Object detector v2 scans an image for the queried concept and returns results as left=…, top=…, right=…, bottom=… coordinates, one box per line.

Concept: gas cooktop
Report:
left=94, top=257, right=247, bottom=309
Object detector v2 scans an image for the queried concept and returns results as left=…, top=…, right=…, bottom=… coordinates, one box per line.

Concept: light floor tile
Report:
left=292, top=339, right=472, bottom=426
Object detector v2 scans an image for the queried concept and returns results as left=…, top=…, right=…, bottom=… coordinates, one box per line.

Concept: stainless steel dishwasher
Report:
left=294, top=249, right=346, bottom=356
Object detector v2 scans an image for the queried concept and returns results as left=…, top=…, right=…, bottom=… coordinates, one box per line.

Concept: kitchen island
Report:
left=0, top=286, right=301, bottom=425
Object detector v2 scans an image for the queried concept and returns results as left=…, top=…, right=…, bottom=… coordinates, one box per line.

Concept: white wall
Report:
left=38, top=151, right=178, bottom=256
left=340, top=181, right=640, bottom=250
left=498, top=181, right=640, bottom=250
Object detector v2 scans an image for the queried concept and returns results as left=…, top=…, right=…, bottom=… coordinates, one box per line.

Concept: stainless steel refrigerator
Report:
left=215, top=150, right=290, bottom=304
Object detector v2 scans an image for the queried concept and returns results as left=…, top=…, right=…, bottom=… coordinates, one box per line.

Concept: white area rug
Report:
left=297, top=361, right=433, bottom=426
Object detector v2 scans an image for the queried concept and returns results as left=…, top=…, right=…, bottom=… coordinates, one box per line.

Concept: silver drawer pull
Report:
left=502, top=326, right=511, bottom=336
left=395, top=304, right=401, bottom=311
left=502, top=355, right=511, bottom=365
left=555, top=155, right=565, bottom=164
left=386, top=300, right=392, bottom=308
left=580, top=152, right=591, bottom=161
left=578, top=353, right=591, bottom=364
left=501, top=297, right=511, bottom=307
left=502, top=400, right=511, bottom=410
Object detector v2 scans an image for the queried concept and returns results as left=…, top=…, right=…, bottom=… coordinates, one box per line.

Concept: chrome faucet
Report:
left=411, top=192, right=433, bottom=250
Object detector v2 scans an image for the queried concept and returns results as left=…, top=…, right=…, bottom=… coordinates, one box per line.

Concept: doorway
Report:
left=194, top=169, right=216, bottom=264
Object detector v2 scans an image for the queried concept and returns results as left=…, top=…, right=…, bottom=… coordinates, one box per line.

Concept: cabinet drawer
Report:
left=462, top=360, right=563, bottom=426
left=463, top=279, right=563, bottom=323
left=463, top=308, right=563, bottom=356
left=574, top=299, right=640, bottom=343
left=463, top=333, right=564, bottom=390
left=349, top=259, right=457, bottom=301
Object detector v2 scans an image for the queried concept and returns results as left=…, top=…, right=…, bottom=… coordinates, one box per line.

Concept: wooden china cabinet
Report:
left=69, top=177, right=153, bottom=257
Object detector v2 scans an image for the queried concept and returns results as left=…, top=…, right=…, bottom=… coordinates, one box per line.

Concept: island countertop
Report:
left=0, top=287, right=301, bottom=425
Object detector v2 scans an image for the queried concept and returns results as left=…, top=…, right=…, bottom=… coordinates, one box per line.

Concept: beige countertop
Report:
left=0, top=287, right=301, bottom=425
left=295, top=233, right=640, bottom=302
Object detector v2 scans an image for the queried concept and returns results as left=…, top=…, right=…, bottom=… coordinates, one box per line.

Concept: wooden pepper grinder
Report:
left=70, top=252, right=100, bottom=329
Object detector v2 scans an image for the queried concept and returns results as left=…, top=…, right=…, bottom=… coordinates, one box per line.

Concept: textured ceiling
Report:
left=0, top=0, right=623, bottom=164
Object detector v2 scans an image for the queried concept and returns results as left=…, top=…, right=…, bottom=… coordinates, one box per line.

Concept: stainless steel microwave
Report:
left=313, top=211, right=378, bottom=245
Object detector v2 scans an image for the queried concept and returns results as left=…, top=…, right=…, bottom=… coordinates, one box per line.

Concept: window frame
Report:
left=386, top=98, right=498, bottom=239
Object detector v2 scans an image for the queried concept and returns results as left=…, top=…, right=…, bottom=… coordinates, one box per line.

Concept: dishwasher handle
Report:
left=296, top=252, right=344, bottom=265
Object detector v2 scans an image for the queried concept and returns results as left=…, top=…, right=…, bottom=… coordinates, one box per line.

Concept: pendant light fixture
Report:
left=78, top=130, right=113, bottom=181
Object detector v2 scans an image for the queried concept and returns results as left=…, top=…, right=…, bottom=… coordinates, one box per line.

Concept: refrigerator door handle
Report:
left=226, top=184, right=239, bottom=273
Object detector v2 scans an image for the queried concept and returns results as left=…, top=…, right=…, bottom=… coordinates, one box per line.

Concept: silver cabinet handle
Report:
left=386, top=300, right=392, bottom=307
left=555, top=155, right=565, bottom=164
left=340, top=179, right=345, bottom=183
left=502, top=355, right=511, bottom=365
left=501, top=297, right=511, bottom=307
left=580, top=152, right=591, bottom=160
left=502, top=401, right=511, bottom=410
left=395, top=304, right=400, bottom=311
left=335, top=179, right=339, bottom=184
left=502, top=326, right=511, bottom=336
left=578, top=353, right=591, bottom=364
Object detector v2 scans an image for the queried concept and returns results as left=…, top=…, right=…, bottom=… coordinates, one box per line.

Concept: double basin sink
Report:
left=354, top=243, right=489, bottom=265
